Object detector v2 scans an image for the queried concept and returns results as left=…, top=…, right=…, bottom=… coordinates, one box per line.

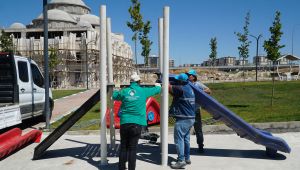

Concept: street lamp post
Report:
left=250, top=34, right=262, bottom=81
left=292, top=25, right=300, bottom=55
left=43, top=0, right=51, bottom=129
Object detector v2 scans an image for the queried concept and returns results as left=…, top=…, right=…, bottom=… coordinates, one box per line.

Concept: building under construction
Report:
left=1, top=0, right=134, bottom=89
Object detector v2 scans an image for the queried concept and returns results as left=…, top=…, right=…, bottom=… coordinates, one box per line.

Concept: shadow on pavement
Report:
left=136, top=142, right=177, bottom=165
left=136, top=142, right=286, bottom=165
left=31, top=138, right=286, bottom=169
left=190, top=148, right=287, bottom=160
left=35, top=144, right=100, bottom=169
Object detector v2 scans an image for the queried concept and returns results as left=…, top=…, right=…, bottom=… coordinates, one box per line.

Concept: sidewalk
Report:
left=1, top=132, right=299, bottom=170
left=51, top=89, right=98, bottom=123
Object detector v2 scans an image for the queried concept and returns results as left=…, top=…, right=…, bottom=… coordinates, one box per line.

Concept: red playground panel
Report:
left=0, top=128, right=42, bottom=159
left=106, top=97, right=161, bottom=129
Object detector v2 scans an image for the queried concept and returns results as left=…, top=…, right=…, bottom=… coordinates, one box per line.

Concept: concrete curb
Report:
left=53, top=89, right=87, bottom=102
left=201, top=121, right=300, bottom=134
left=43, top=121, right=300, bottom=135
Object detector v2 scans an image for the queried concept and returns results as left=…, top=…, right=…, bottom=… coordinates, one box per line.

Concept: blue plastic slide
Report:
left=168, top=75, right=291, bottom=155
left=188, top=81, right=291, bottom=154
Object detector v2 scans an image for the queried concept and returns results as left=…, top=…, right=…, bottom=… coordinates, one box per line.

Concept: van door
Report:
left=30, top=63, right=45, bottom=116
left=16, top=58, right=33, bottom=119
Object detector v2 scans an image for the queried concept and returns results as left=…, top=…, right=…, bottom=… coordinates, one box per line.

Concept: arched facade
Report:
left=3, top=0, right=134, bottom=88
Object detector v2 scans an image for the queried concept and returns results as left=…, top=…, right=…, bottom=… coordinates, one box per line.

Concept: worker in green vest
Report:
left=113, top=72, right=161, bottom=170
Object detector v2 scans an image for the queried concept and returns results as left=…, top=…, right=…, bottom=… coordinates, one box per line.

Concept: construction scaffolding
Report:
left=10, top=32, right=134, bottom=89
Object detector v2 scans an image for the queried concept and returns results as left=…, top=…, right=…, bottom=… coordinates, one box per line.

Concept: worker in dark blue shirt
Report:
left=169, top=73, right=195, bottom=169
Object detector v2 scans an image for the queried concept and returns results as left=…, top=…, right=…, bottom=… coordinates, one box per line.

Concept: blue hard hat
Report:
left=187, top=69, right=197, bottom=76
left=175, top=73, right=188, bottom=82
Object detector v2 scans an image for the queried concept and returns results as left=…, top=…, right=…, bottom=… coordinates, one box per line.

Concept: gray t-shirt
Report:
left=193, top=81, right=208, bottom=110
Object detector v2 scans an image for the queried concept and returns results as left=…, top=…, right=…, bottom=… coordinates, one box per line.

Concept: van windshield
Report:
left=31, top=64, right=44, bottom=88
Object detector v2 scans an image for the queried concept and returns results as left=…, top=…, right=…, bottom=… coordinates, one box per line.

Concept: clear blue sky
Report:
left=1, top=0, right=300, bottom=66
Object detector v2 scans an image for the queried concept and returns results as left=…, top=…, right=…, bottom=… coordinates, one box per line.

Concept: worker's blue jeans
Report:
left=174, top=118, right=195, bottom=161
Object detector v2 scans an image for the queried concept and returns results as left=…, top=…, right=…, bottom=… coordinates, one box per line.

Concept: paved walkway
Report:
left=1, top=132, right=299, bottom=170
left=51, top=89, right=98, bottom=123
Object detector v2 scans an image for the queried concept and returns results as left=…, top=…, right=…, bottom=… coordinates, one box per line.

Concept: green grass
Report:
left=207, top=81, right=300, bottom=123
left=52, top=89, right=86, bottom=100
left=51, top=102, right=100, bottom=130
left=51, top=81, right=300, bottom=130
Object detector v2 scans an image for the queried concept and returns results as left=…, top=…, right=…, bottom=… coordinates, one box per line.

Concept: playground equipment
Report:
left=106, top=97, right=161, bottom=143
left=276, top=55, right=300, bottom=81
left=192, top=82, right=291, bottom=156
left=33, top=90, right=100, bottom=160
left=106, top=97, right=161, bottom=129
left=169, top=75, right=291, bottom=157
left=0, top=128, right=42, bottom=159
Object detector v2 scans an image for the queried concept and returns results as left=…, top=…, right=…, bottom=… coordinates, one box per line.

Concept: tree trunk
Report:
left=135, top=39, right=137, bottom=66
left=243, top=58, right=245, bottom=83
left=271, top=64, right=275, bottom=107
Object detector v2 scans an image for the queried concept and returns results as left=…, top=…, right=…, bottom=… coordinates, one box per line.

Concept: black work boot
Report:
left=198, top=145, right=204, bottom=153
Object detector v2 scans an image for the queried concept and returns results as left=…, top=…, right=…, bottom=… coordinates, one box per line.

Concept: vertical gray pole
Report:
left=85, top=39, right=89, bottom=89
left=107, top=18, right=113, bottom=83
left=100, top=5, right=108, bottom=165
left=43, top=0, right=50, bottom=129
left=158, top=17, right=164, bottom=146
left=161, top=6, right=169, bottom=167
left=107, top=17, right=116, bottom=149
left=159, top=18, right=164, bottom=73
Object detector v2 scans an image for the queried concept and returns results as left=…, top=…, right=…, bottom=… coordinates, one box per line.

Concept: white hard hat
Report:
left=130, top=72, right=141, bottom=82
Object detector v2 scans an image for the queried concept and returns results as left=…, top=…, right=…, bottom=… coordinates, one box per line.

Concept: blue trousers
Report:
left=174, top=119, right=195, bottom=161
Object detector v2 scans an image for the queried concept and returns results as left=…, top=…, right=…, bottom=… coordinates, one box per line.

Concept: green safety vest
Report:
left=113, top=82, right=161, bottom=126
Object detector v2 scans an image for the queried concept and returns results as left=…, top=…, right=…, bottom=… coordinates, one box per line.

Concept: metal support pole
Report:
left=43, top=0, right=50, bottom=129
left=85, top=39, right=89, bottom=90
left=161, top=6, right=169, bottom=167
left=107, top=18, right=113, bottom=83
left=107, top=17, right=116, bottom=150
left=158, top=17, right=164, bottom=147
left=100, top=5, right=108, bottom=166
left=159, top=18, right=164, bottom=73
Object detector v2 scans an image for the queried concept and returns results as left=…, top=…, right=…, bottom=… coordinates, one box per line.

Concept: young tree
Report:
left=127, top=0, right=144, bottom=65
left=235, top=11, right=251, bottom=82
left=0, top=30, right=13, bottom=52
left=209, top=37, right=217, bottom=66
left=209, top=37, right=217, bottom=81
left=140, top=21, right=152, bottom=66
left=263, top=11, right=285, bottom=106
left=49, top=47, right=60, bottom=87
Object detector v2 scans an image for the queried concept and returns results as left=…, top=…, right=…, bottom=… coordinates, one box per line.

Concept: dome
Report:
left=9, top=22, right=26, bottom=29
left=77, top=20, right=92, bottom=28
left=37, top=9, right=76, bottom=23
left=80, top=14, right=99, bottom=26
left=49, top=0, right=89, bottom=9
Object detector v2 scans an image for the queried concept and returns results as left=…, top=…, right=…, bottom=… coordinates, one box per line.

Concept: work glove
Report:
left=155, top=83, right=161, bottom=87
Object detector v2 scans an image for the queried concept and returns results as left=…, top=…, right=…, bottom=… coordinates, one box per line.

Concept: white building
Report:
left=2, top=0, right=133, bottom=88
left=217, top=56, right=236, bottom=66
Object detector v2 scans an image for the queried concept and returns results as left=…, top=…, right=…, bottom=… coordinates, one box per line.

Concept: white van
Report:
left=0, top=52, right=53, bottom=129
